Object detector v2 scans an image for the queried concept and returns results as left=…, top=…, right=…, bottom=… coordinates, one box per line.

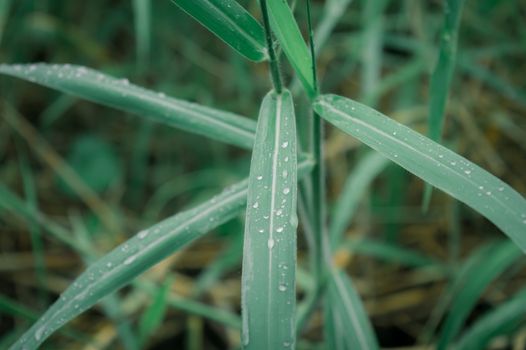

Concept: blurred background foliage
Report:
left=0, top=0, right=525, bottom=349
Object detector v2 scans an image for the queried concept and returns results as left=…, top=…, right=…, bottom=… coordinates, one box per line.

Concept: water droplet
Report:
left=438, top=154, right=444, bottom=158
left=257, top=175, right=263, bottom=180
left=486, top=191, right=492, bottom=196
left=498, top=187, right=504, bottom=192
left=450, top=161, right=457, bottom=166
left=464, top=170, right=472, bottom=175
left=479, top=186, right=484, bottom=190
left=284, top=157, right=289, bottom=162
left=281, top=141, right=289, bottom=148
left=278, top=284, right=287, bottom=292
left=392, top=131, right=397, bottom=136
left=138, top=230, right=148, bottom=239
left=276, top=227, right=284, bottom=233
left=35, top=326, right=46, bottom=341
left=124, top=256, right=136, bottom=265
left=252, top=202, right=259, bottom=209
left=106, top=262, right=113, bottom=268
left=276, top=209, right=283, bottom=216
left=268, top=239, right=275, bottom=249
left=283, top=188, right=290, bottom=195
left=282, top=170, right=288, bottom=178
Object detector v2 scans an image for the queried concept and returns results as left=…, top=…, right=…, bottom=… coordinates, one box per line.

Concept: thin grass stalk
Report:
left=259, top=0, right=283, bottom=93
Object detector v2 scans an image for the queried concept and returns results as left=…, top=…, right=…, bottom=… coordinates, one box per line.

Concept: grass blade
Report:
left=8, top=157, right=314, bottom=350
left=170, top=0, right=267, bottom=62
left=455, top=287, right=526, bottom=350
left=9, top=181, right=248, bottom=350
left=313, top=94, right=526, bottom=253
left=427, top=0, right=466, bottom=142
left=0, top=63, right=257, bottom=149
left=437, top=240, right=523, bottom=349
left=241, top=90, right=298, bottom=349
left=325, top=269, right=379, bottom=350
left=268, top=0, right=316, bottom=97
left=329, top=151, right=389, bottom=250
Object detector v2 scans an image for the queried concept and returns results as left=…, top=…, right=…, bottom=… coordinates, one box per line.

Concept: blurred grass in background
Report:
left=0, top=0, right=525, bottom=349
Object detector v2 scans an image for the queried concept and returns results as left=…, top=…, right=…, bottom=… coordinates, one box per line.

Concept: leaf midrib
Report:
left=267, top=94, right=282, bottom=348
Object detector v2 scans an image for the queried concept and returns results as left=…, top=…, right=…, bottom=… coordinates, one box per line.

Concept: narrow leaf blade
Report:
left=10, top=180, right=249, bottom=350
left=171, top=0, right=267, bottom=62
left=326, top=269, right=379, bottom=350
left=0, top=63, right=256, bottom=149
left=268, top=0, right=315, bottom=97
left=241, top=90, right=298, bottom=349
left=313, top=94, right=526, bottom=252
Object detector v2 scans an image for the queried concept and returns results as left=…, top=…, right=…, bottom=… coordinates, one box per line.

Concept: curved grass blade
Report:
left=455, top=287, right=526, bottom=350
left=325, top=269, right=379, bottom=350
left=8, top=157, right=315, bottom=350
left=241, top=90, right=298, bottom=349
left=329, top=151, right=389, bottom=250
left=268, top=0, right=316, bottom=97
left=170, top=0, right=267, bottom=62
left=9, top=180, right=248, bottom=350
left=312, top=94, right=526, bottom=253
left=437, top=240, right=523, bottom=350
left=0, top=63, right=256, bottom=149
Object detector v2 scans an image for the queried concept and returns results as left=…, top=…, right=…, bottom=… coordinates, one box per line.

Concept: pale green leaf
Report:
left=241, top=90, right=298, bottom=349
left=312, top=94, right=526, bottom=253
left=0, top=63, right=256, bottom=149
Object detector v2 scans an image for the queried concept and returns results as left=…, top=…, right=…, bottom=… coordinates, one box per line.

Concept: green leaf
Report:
left=437, top=240, right=523, bottom=349
left=8, top=157, right=314, bottom=350
left=312, top=94, right=526, bottom=253
left=10, top=180, right=248, bottom=350
left=325, top=269, right=379, bottom=350
left=455, top=287, right=526, bottom=350
left=171, top=0, right=267, bottom=62
left=268, top=0, right=316, bottom=97
left=0, top=63, right=256, bottom=149
left=427, top=0, right=466, bottom=142
left=241, top=90, right=298, bottom=349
